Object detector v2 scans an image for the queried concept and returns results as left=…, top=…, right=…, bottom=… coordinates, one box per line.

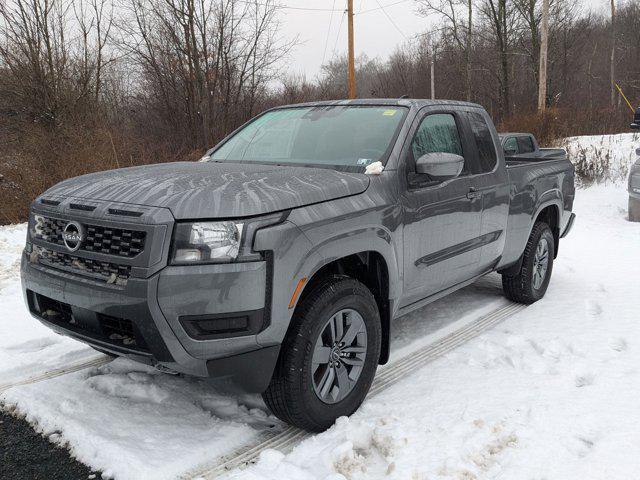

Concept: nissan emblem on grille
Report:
left=62, top=221, right=84, bottom=252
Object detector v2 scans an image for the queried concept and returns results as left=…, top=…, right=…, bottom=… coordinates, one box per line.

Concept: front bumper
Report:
left=21, top=253, right=280, bottom=392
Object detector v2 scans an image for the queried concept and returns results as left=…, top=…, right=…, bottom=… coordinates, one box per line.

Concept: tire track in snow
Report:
left=0, top=356, right=112, bottom=394
left=182, top=301, right=526, bottom=480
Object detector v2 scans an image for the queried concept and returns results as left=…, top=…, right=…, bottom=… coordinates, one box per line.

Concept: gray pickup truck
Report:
left=499, top=132, right=567, bottom=162
left=21, top=99, right=575, bottom=431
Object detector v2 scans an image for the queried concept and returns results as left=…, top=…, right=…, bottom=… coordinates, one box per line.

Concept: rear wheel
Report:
left=262, top=275, right=381, bottom=432
left=502, top=222, right=555, bottom=304
left=629, top=196, right=640, bottom=222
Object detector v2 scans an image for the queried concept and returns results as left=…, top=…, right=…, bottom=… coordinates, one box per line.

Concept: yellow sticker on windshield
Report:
left=383, top=109, right=397, bottom=116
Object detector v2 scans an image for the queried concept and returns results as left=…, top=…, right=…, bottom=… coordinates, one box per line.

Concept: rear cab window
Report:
left=503, top=137, right=518, bottom=154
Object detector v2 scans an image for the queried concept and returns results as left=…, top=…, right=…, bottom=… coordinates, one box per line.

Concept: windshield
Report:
left=208, top=105, right=407, bottom=169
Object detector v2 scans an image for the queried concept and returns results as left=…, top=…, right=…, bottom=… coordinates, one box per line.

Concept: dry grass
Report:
left=0, top=115, right=200, bottom=224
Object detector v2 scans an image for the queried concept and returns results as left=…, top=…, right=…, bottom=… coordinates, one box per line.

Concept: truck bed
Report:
left=501, top=155, right=575, bottom=267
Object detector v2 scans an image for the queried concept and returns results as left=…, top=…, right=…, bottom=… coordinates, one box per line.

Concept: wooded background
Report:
left=1, top=0, right=638, bottom=223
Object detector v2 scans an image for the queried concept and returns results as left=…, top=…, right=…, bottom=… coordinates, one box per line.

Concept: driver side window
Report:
left=411, top=114, right=463, bottom=160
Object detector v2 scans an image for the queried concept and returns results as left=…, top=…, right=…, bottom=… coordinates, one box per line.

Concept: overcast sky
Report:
left=275, top=0, right=612, bottom=81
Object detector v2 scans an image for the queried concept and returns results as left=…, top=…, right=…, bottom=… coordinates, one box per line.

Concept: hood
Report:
left=41, top=162, right=370, bottom=219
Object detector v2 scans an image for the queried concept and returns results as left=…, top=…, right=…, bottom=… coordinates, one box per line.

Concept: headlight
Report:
left=170, top=213, right=286, bottom=264
left=172, top=221, right=243, bottom=263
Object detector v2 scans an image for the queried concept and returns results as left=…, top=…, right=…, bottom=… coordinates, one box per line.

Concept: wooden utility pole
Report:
left=537, top=0, right=549, bottom=111
left=610, top=0, right=616, bottom=107
left=347, top=0, right=356, bottom=99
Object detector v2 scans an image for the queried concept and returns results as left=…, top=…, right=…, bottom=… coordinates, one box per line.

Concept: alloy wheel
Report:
left=532, top=237, right=550, bottom=290
left=312, top=308, right=368, bottom=404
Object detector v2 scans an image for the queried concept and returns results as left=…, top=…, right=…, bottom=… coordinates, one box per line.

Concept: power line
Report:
left=373, top=0, right=406, bottom=38
left=236, top=1, right=344, bottom=13
left=275, top=4, right=342, bottom=12
left=357, top=0, right=412, bottom=15
left=322, top=0, right=338, bottom=65
left=332, top=8, right=347, bottom=58
left=240, top=0, right=411, bottom=16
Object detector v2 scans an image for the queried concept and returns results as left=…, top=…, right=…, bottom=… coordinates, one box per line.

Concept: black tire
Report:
left=629, top=196, right=640, bottom=222
left=262, top=275, right=381, bottom=432
left=502, top=222, right=555, bottom=305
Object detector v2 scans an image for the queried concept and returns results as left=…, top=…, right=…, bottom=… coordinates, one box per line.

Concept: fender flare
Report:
left=291, top=225, right=401, bottom=365
left=499, top=193, right=563, bottom=276
left=296, top=225, right=401, bottom=304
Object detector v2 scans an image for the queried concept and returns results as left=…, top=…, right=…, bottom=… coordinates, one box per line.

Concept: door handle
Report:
left=466, top=187, right=482, bottom=199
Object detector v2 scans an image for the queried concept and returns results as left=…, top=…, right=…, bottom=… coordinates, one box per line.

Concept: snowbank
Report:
left=3, top=359, right=276, bottom=480
left=560, top=132, right=639, bottom=185
left=0, top=223, right=26, bottom=290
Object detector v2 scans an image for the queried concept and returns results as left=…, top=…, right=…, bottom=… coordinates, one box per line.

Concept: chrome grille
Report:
left=33, top=215, right=146, bottom=258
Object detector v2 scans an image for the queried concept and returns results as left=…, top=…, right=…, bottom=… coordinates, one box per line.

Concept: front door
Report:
left=400, top=110, right=484, bottom=308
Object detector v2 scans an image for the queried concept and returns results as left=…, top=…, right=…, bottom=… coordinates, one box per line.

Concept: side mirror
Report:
left=415, top=152, right=464, bottom=180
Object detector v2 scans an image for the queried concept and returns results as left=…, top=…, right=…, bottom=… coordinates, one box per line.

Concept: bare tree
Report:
left=2, top=0, right=640, bottom=225
left=610, top=0, right=616, bottom=107
left=0, top=0, right=114, bottom=123
left=417, top=0, right=474, bottom=101
left=480, top=0, right=515, bottom=116
left=117, top=0, right=293, bottom=150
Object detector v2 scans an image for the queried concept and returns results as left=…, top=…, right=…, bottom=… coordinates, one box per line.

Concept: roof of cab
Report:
left=274, top=98, right=484, bottom=110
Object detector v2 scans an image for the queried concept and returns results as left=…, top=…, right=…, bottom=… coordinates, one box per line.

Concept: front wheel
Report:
left=502, top=222, right=555, bottom=304
left=262, top=276, right=381, bottom=432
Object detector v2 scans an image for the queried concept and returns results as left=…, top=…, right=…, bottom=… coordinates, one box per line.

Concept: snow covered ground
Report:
left=0, top=225, right=94, bottom=385
left=224, top=185, right=640, bottom=480
left=221, top=187, right=640, bottom=480
left=1, top=163, right=639, bottom=478
left=0, top=225, right=508, bottom=479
